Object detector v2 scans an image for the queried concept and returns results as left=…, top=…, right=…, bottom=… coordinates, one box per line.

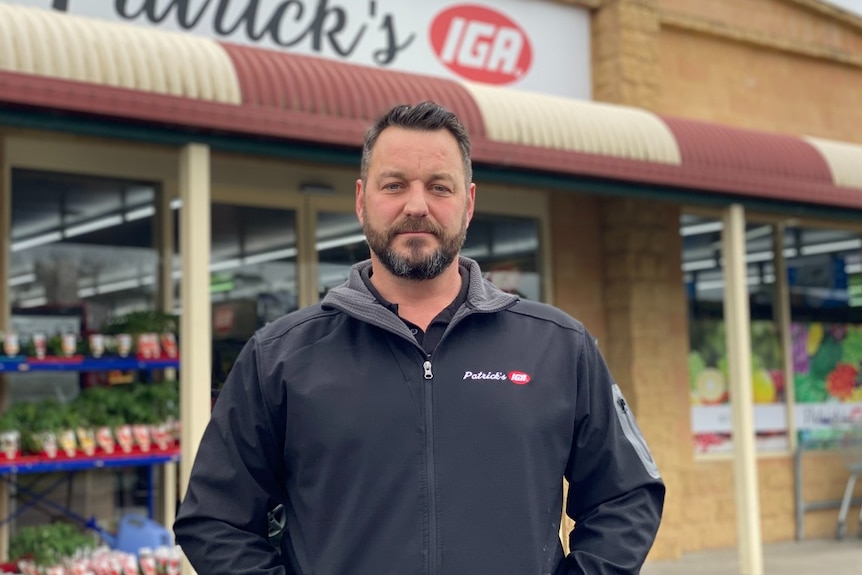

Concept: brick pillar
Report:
left=592, top=0, right=661, bottom=108
left=590, top=0, right=689, bottom=560
left=601, top=198, right=689, bottom=559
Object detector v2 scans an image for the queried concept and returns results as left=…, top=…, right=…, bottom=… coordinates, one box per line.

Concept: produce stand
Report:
left=0, top=353, right=181, bottom=560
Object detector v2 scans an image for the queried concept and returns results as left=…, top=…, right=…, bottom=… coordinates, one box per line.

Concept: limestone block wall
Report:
left=657, top=0, right=862, bottom=142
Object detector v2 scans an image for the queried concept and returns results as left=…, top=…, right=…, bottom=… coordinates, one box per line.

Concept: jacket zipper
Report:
left=422, top=354, right=437, bottom=574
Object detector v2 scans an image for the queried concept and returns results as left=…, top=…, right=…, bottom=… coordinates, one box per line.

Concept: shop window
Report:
left=682, top=214, right=862, bottom=455
left=10, top=169, right=160, bottom=322
left=315, top=212, right=543, bottom=301
left=208, top=204, right=298, bottom=390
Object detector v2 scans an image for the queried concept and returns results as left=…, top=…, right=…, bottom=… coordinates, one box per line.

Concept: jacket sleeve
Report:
left=561, top=332, right=666, bottom=575
left=174, top=335, right=290, bottom=575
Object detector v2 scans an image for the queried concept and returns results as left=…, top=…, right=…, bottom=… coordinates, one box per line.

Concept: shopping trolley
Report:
left=835, top=423, right=862, bottom=540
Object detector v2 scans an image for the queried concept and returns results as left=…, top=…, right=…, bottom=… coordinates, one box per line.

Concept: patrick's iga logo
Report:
left=463, top=370, right=532, bottom=385
left=429, top=4, right=533, bottom=85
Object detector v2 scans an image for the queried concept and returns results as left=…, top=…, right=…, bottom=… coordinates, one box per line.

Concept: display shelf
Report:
left=0, top=446, right=181, bottom=475
left=0, top=357, right=179, bottom=372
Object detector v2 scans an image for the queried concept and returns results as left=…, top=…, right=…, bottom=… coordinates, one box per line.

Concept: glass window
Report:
left=208, top=204, right=298, bottom=390
left=8, top=169, right=162, bottom=403
left=682, top=214, right=862, bottom=454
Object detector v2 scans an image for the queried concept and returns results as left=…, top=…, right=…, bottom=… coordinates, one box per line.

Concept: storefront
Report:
left=1, top=0, right=862, bottom=571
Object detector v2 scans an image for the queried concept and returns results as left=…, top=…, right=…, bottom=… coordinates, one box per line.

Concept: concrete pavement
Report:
left=641, top=538, right=862, bottom=575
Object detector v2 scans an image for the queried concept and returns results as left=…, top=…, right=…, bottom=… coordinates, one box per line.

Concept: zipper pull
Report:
left=423, top=360, right=433, bottom=380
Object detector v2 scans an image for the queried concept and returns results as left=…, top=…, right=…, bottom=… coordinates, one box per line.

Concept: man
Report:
left=174, top=101, right=665, bottom=575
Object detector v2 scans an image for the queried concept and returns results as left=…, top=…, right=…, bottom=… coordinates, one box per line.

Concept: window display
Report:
left=683, top=214, right=862, bottom=454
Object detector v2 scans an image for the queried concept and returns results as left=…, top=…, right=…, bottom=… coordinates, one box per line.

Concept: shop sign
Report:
left=4, top=0, right=591, bottom=99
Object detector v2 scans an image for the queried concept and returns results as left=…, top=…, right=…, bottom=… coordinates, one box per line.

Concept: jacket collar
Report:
left=323, top=256, right=518, bottom=314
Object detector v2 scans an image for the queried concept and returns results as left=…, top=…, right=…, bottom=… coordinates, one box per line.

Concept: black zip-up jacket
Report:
left=175, top=257, right=665, bottom=575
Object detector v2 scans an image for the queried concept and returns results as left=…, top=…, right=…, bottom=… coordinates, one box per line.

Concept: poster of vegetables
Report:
left=792, top=322, right=862, bottom=444
left=792, top=323, right=862, bottom=404
left=689, top=319, right=862, bottom=454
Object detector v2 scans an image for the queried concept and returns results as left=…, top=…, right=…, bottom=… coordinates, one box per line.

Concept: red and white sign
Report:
left=4, top=0, right=591, bottom=99
left=508, top=370, right=531, bottom=385
left=430, top=5, right=532, bottom=85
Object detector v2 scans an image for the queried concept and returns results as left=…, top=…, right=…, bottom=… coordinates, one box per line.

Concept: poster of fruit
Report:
left=688, top=319, right=862, bottom=454
left=689, top=319, right=786, bottom=454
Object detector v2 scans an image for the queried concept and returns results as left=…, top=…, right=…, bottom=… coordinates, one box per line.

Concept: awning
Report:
left=1, top=3, right=861, bottom=209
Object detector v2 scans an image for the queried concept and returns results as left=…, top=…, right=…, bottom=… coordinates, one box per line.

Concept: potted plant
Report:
left=0, top=411, right=21, bottom=459
left=9, top=522, right=97, bottom=572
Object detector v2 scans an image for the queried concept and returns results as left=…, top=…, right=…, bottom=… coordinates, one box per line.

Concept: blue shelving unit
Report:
left=0, top=357, right=180, bottom=372
left=0, top=356, right=181, bottom=529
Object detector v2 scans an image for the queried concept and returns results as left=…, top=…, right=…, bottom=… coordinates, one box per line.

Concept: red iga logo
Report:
left=429, top=4, right=533, bottom=85
left=508, top=371, right=531, bottom=385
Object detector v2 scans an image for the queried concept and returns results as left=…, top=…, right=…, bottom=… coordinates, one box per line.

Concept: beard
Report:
left=362, top=210, right=467, bottom=281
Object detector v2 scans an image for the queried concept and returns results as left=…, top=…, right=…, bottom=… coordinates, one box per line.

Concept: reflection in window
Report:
left=315, top=212, right=543, bottom=301
left=681, top=214, right=862, bottom=454
left=10, top=169, right=159, bottom=322
left=208, top=205, right=298, bottom=390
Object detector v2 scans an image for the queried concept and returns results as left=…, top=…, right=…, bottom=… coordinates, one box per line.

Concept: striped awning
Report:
left=1, top=3, right=861, bottom=209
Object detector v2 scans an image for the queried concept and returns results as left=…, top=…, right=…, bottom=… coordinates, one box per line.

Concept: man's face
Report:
left=356, top=127, right=475, bottom=280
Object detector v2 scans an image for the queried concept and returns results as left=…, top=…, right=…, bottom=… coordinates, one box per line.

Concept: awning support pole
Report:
left=722, top=204, right=764, bottom=575
left=178, top=144, right=211, bottom=575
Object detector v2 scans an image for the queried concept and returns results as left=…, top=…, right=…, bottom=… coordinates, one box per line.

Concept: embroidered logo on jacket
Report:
left=462, top=370, right=532, bottom=385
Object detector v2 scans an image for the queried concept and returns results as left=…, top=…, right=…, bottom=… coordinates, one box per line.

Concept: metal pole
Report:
left=722, top=204, right=764, bottom=575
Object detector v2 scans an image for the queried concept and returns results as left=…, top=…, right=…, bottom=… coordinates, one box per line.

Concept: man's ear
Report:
left=466, top=182, right=476, bottom=226
left=355, top=178, right=364, bottom=224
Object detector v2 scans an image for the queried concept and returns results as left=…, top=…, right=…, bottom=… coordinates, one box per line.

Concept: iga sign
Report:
left=430, top=5, right=532, bottom=85
left=3, top=0, right=591, bottom=99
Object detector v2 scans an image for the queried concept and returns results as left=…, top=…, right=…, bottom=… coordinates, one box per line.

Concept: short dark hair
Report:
left=361, top=101, right=472, bottom=187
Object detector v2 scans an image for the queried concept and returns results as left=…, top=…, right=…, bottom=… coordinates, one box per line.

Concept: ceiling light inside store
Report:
left=243, top=247, right=298, bottom=265
left=11, top=231, right=62, bottom=252
left=125, top=206, right=156, bottom=221
left=64, top=215, right=124, bottom=238
left=680, top=221, right=723, bottom=236
left=8, top=273, right=36, bottom=287
left=682, top=259, right=717, bottom=272
left=800, top=238, right=862, bottom=256
left=315, top=233, right=366, bottom=252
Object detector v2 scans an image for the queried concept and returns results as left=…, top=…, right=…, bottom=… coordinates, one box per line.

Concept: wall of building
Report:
left=571, top=0, right=862, bottom=561
left=658, top=0, right=862, bottom=142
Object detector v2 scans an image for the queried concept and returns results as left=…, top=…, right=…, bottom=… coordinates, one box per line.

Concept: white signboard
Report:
left=3, top=0, right=592, bottom=99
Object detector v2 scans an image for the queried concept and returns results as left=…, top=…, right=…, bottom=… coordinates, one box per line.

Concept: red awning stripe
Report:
left=660, top=116, right=834, bottom=187
left=218, top=42, right=487, bottom=140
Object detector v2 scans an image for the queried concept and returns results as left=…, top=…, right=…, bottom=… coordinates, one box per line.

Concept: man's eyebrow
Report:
left=378, top=170, right=406, bottom=180
left=377, top=170, right=457, bottom=182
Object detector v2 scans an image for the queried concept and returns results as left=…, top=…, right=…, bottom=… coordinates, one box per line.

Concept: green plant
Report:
left=9, top=522, right=97, bottom=567
left=102, top=310, right=178, bottom=336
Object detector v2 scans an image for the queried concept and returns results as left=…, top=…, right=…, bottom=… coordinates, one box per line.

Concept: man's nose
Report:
left=403, top=183, right=429, bottom=217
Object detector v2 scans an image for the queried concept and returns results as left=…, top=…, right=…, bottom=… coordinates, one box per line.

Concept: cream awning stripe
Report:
left=0, top=4, right=241, bottom=104
left=462, top=81, right=682, bottom=165
left=803, top=137, right=862, bottom=190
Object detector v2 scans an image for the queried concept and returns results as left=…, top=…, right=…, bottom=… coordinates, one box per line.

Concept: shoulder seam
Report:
left=504, top=305, right=585, bottom=334
left=258, top=308, right=342, bottom=343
